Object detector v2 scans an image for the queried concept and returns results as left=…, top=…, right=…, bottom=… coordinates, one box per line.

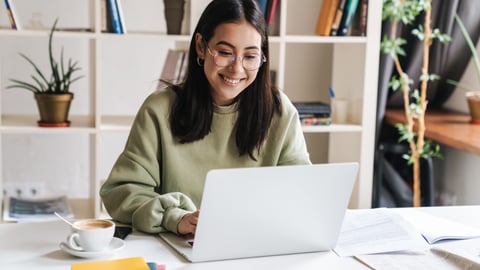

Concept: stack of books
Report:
left=293, top=102, right=331, bottom=126
left=315, top=0, right=367, bottom=37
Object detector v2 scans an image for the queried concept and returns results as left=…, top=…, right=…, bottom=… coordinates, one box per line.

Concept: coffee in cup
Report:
left=65, top=219, right=115, bottom=252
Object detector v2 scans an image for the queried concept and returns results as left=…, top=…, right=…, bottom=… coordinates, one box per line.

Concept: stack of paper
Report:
left=336, top=208, right=480, bottom=269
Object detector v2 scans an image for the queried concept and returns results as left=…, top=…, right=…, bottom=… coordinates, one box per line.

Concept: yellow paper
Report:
left=71, top=256, right=150, bottom=270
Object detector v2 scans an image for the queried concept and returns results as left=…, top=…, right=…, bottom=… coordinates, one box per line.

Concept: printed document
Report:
left=334, top=208, right=429, bottom=257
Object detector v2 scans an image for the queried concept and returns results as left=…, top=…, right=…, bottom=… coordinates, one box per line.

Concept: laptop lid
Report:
left=159, top=162, right=358, bottom=262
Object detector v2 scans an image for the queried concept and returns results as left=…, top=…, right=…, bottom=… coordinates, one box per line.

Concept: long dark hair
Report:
left=169, top=0, right=282, bottom=160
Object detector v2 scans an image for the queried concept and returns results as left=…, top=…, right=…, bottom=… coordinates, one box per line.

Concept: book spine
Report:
left=100, top=0, right=109, bottom=32
left=177, top=51, right=188, bottom=84
left=351, top=0, right=368, bottom=36
left=266, top=0, right=278, bottom=25
left=4, top=0, right=18, bottom=30
left=337, top=0, right=360, bottom=36
left=173, top=51, right=185, bottom=84
left=299, top=116, right=331, bottom=126
left=315, top=0, right=339, bottom=36
left=255, top=0, right=268, bottom=19
left=107, top=0, right=122, bottom=34
left=116, top=0, right=127, bottom=34
left=330, top=0, right=347, bottom=36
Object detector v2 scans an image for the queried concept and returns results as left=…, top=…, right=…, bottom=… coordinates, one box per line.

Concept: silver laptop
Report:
left=159, top=162, right=358, bottom=263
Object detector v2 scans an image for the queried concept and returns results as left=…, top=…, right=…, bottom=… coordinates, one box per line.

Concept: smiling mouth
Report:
left=222, top=75, right=242, bottom=85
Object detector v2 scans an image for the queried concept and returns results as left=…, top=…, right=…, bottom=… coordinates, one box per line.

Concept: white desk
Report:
left=1, top=205, right=479, bottom=270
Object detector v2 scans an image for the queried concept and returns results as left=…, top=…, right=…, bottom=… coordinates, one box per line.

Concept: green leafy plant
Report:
left=381, top=0, right=448, bottom=207
left=446, top=14, right=480, bottom=92
left=7, top=19, right=83, bottom=93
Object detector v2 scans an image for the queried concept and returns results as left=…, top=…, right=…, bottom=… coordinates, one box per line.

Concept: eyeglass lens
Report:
left=208, top=47, right=265, bottom=70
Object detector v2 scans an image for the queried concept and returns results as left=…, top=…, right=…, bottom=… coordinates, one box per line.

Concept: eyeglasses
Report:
left=206, top=44, right=266, bottom=71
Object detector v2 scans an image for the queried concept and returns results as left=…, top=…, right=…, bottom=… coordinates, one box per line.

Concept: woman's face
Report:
left=196, top=21, right=263, bottom=106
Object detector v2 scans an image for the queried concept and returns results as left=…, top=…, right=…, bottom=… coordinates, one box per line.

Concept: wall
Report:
left=434, top=39, right=480, bottom=205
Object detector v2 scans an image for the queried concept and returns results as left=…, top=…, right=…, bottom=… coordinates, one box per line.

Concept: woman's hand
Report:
left=178, top=210, right=199, bottom=235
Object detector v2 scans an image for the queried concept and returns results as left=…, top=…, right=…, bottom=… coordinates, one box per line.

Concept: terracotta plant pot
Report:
left=466, top=91, right=480, bottom=124
left=34, top=93, right=74, bottom=127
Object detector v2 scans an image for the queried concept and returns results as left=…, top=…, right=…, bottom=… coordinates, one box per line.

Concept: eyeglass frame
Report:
left=203, top=40, right=267, bottom=71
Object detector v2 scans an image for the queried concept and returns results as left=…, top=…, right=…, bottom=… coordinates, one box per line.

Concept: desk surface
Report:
left=384, top=109, right=480, bottom=155
left=0, top=221, right=366, bottom=270
left=2, top=205, right=480, bottom=270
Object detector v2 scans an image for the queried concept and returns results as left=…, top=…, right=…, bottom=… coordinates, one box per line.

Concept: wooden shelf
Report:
left=384, top=109, right=480, bottom=156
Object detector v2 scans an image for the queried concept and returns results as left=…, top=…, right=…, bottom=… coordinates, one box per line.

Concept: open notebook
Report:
left=159, top=163, right=359, bottom=262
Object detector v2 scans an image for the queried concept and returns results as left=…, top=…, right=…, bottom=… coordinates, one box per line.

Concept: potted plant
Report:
left=6, top=19, right=83, bottom=127
left=381, top=0, right=448, bottom=207
left=447, top=14, right=480, bottom=124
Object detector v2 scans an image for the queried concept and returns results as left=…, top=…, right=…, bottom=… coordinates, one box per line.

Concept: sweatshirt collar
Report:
left=213, top=101, right=239, bottom=114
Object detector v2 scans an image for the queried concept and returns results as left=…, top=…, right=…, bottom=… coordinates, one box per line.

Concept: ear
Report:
left=195, top=33, right=205, bottom=59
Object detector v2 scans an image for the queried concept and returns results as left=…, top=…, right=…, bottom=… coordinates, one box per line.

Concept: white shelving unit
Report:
left=0, top=0, right=381, bottom=220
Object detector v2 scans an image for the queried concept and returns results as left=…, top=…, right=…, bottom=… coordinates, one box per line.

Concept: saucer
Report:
left=59, top=237, right=126, bottom=258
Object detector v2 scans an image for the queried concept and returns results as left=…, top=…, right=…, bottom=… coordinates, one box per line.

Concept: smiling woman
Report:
left=100, top=0, right=311, bottom=236
left=195, top=21, right=263, bottom=105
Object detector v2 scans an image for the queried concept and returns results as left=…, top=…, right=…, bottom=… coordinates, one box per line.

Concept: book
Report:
left=394, top=208, right=480, bottom=244
left=351, top=0, right=367, bottom=36
left=335, top=208, right=480, bottom=257
left=337, top=0, right=360, bottom=36
left=157, top=49, right=187, bottom=90
left=2, top=195, right=73, bottom=222
left=107, top=0, right=123, bottom=34
left=71, top=257, right=150, bottom=270
left=330, top=0, right=347, bottom=36
left=299, top=115, right=331, bottom=126
left=255, top=0, right=268, bottom=18
left=265, top=0, right=278, bottom=26
left=4, top=0, right=19, bottom=30
left=177, top=51, right=188, bottom=84
left=116, top=0, right=127, bottom=34
left=101, top=0, right=113, bottom=33
left=315, top=0, right=339, bottom=36
left=100, top=0, right=113, bottom=33
left=293, top=102, right=331, bottom=115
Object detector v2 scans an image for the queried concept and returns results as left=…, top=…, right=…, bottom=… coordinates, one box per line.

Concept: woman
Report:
left=100, top=0, right=311, bottom=235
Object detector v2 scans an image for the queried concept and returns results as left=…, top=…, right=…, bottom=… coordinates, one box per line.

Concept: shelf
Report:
left=1, top=115, right=95, bottom=133
left=282, top=35, right=368, bottom=44
left=0, top=0, right=383, bottom=218
left=0, top=29, right=95, bottom=38
left=384, top=108, right=480, bottom=156
left=302, top=124, right=363, bottom=133
left=99, top=32, right=191, bottom=42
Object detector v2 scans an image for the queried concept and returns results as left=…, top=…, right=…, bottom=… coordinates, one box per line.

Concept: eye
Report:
left=244, top=54, right=260, bottom=60
left=217, top=50, right=233, bottom=57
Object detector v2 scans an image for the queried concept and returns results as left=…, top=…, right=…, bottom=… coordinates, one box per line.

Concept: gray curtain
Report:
left=373, top=0, right=480, bottom=207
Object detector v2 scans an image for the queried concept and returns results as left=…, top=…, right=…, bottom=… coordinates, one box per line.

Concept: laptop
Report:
left=158, top=162, right=358, bottom=262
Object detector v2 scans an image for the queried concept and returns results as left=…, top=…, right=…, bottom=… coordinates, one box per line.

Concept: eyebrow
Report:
left=215, top=41, right=260, bottom=51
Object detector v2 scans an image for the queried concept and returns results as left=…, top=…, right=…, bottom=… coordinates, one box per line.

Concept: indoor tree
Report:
left=380, top=0, right=448, bottom=207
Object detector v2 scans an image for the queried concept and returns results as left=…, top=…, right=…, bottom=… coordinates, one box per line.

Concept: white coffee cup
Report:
left=65, top=219, right=115, bottom=252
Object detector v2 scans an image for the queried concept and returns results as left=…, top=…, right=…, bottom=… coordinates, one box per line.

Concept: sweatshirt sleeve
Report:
left=100, top=92, right=196, bottom=234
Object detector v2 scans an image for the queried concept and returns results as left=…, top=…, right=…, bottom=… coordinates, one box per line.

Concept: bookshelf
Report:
left=0, top=0, right=382, bottom=220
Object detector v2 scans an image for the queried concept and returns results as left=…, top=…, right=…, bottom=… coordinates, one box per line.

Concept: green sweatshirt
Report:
left=100, top=87, right=311, bottom=234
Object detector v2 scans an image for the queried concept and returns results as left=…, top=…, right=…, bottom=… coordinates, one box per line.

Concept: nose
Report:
left=229, top=55, right=244, bottom=72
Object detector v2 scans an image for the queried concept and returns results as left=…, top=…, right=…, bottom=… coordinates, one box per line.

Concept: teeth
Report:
left=223, top=76, right=240, bottom=84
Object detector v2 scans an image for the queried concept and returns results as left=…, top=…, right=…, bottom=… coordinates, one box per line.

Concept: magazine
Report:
left=2, top=195, right=73, bottom=222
